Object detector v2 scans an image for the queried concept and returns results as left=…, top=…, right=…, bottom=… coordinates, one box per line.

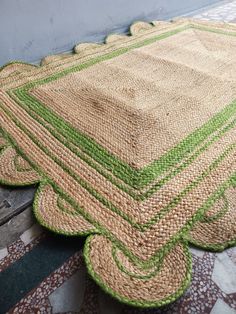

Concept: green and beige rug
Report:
left=0, top=18, right=236, bottom=308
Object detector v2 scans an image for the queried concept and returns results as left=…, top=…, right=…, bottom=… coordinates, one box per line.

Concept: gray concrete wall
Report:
left=0, top=0, right=220, bottom=66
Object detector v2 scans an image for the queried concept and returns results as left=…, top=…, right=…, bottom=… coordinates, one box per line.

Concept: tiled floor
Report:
left=191, top=0, right=236, bottom=22
left=0, top=224, right=235, bottom=314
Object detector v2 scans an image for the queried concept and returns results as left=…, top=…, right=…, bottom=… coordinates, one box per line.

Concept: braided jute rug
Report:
left=0, top=18, right=236, bottom=308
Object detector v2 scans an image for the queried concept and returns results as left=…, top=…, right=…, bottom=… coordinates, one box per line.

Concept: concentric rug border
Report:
left=0, top=18, right=236, bottom=308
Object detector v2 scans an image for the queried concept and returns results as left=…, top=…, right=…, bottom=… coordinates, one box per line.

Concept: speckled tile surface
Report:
left=190, top=0, right=236, bottom=22
left=1, top=227, right=235, bottom=314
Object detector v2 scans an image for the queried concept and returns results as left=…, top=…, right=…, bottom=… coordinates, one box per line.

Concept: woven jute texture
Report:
left=0, top=18, right=236, bottom=307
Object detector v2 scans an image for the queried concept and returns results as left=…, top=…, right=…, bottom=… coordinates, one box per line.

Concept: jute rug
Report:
left=0, top=18, right=236, bottom=308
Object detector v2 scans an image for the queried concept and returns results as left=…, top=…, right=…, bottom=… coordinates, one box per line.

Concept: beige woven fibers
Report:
left=0, top=19, right=236, bottom=307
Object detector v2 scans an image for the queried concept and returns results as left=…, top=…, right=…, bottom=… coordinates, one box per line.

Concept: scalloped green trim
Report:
left=1, top=122, right=235, bottom=271
left=0, top=20, right=236, bottom=308
left=185, top=178, right=236, bottom=252
left=33, top=182, right=97, bottom=237
left=0, top=145, right=40, bottom=186
left=187, top=236, right=236, bottom=253
left=0, top=61, right=38, bottom=73
left=84, top=237, right=192, bottom=308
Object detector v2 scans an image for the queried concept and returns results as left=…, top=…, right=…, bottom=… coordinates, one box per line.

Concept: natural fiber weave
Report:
left=0, top=18, right=236, bottom=307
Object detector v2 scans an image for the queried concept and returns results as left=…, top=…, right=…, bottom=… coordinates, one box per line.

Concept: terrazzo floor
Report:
left=0, top=223, right=235, bottom=314
left=190, top=0, right=236, bottom=22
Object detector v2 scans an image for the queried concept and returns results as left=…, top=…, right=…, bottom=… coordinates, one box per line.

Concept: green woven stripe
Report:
left=64, top=170, right=236, bottom=267
left=11, top=88, right=136, bottom=185
left=194, top=25, right=236, bottom=37
left=15, top=99, right=236, bottom=203
left=111, top=244, right=163, bottom=279
left=1, top=99, right=235, bottom=235
left=141, top=116, right=236, bottom=200
left=22, top=26, right=189, bottom=90
left=8, top=25, right=236, bottom=191
left=0, top=101, right=139, bottom=228
left=11, top=87, right=236, bottom=191
left=9, top=26, right=188, bottom=189
left=7, top=88, right=236, bottom=201
left=1, top=119, right=235, bottom=267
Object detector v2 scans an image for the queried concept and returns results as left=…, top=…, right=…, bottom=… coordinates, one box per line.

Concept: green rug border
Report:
left=1, top=99, right=236, bottom=234
left=1, top=20, right=236, bottom=308
left=84, top=237, right=192, bottom=308
left=1, top=130, right=235, bottom=269
left=6, top=23, right=236, bottom=192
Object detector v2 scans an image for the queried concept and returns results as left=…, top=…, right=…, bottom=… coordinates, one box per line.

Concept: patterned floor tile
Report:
left=211, top=298, right=236, bottom=314
left=191, top=0, right=236, bottom=22
left=20, top=223, right=43, bottom=246
left=48, top=268, right=86, bottom=313
left=212, top=252, right=236, bottom=294
left=6, top=245, right=235, bottom=314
